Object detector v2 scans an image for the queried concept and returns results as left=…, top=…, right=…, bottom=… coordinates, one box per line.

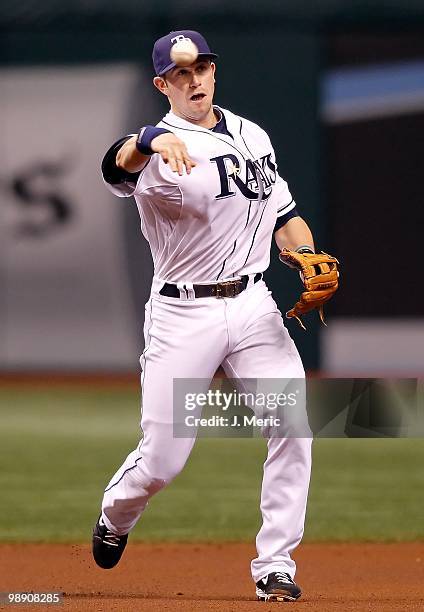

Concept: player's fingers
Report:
left=168, top=155, right=178, bottom=173
left=161, top=145, right=181, bottom=168
left=183, top=154, right=196, bottom=174
left=176, top=143, right=196, bottom=174
left=162, top=147, right=177, bottom=170
left=169, top=147, right=188, bottom=175
left=175, top=157, right=184, bottom=176
left=159, top=148, right=170, bottom=164
left=168, top=147, right=184, bottom=174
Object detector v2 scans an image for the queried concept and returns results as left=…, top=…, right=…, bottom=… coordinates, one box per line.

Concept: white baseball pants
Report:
left=101, top=276, right=312, bottom=582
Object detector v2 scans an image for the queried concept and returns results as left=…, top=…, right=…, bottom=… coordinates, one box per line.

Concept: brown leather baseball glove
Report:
left=279, top=248, right=339, bottom=329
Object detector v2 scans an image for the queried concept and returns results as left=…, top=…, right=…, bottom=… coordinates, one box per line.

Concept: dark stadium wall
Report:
left=321, top=28, right=424, bottom=374
left=2, top=3, right=423, bottom=372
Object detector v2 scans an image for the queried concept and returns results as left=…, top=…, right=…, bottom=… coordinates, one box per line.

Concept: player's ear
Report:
left=153, top=76, right=168, bottom=95
left=211, top=62, right=216, bottom=81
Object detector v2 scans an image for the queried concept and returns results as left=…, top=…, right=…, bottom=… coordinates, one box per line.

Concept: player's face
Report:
left=154, top=61, right=216, bottom=127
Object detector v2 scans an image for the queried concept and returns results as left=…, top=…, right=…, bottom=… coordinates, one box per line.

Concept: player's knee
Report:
left=143, top=455, right=187, bottom=487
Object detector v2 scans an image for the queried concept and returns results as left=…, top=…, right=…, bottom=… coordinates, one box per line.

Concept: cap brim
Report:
left=158, top=53, right=218, bottom=76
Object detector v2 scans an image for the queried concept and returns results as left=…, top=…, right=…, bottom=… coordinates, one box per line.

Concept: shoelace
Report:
left=102, top=529, right=121, bottom=547
left=274, top=572, right=293, bottom=584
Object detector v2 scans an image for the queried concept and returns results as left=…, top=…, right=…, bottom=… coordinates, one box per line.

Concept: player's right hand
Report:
left=151, top=133, right=197, bottom=176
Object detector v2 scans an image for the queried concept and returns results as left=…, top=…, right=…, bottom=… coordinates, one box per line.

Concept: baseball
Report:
left=170, top=39, right=199, bottom=67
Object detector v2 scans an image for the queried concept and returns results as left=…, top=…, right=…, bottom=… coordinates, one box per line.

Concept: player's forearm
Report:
left=274, top=216, right=315, bottom=252
left=116, top=136, right=150, bottom=173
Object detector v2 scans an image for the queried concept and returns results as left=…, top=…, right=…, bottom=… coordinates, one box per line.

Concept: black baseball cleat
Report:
left=92, top=515, right=128, bottom=569
left=256, top=571, right=302, bottom=602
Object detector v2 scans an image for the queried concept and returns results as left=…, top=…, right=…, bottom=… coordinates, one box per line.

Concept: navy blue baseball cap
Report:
left=153, top=30, right=218, bottom=76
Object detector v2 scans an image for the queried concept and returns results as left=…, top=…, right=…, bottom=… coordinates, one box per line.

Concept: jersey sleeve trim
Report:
left=277, top=198, right=296, bottom=217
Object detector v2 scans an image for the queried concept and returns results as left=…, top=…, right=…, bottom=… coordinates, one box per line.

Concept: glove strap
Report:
left=288, top=306, right=327, bottom=330
left=136, top=126, right=171, bottom=155
left=318, top=306, right=327, bottom=326
left=287, top=311, right=307, bottom=331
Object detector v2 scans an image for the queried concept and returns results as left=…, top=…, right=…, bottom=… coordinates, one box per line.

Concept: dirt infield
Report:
left=1, top=542, right=423, bottom=611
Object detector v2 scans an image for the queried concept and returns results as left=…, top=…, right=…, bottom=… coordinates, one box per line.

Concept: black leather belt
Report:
left=159, top=273, right=263, bottom=299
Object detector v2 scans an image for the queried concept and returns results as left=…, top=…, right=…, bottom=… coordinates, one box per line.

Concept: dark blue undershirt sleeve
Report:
left=101, top=136, right=141, bottom=186
left=274, top=206, right=300, bottom=232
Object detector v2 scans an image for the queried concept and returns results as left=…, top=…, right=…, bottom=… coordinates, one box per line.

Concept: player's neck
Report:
left=169, top=106, right=217, bottom=129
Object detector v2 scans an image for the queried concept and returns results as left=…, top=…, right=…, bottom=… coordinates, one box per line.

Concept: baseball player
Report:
left=93, top=30, right=339, bottom=602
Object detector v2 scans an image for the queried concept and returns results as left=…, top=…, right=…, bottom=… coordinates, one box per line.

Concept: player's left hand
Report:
left=279, top=248, right=339, bottom=329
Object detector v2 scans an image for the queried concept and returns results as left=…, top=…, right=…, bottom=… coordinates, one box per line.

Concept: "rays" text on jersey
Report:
left=210, top=153, right=276, bottom=200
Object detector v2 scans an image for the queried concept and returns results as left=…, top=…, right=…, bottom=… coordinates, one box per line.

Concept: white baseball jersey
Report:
left=105, top=106, right=296, bottom=283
